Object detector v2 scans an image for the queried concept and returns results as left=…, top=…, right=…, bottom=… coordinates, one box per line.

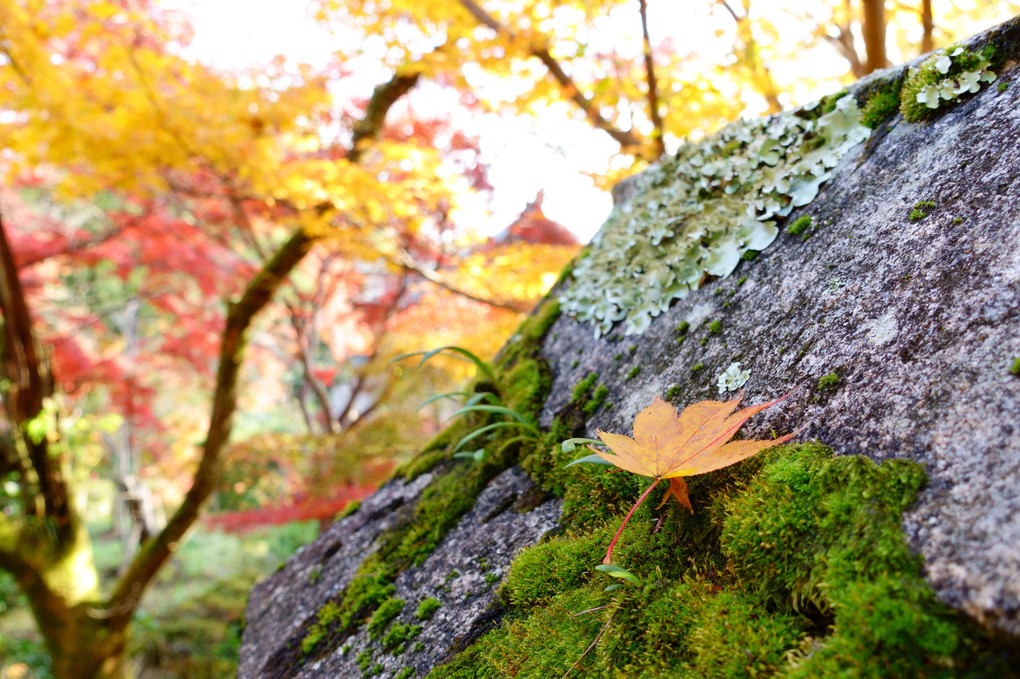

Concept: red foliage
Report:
left=203, top=479, right=387, bottom=532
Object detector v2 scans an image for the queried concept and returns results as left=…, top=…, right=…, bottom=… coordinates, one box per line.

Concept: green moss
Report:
left=736, top=276, right=747, bottom=286
left=503, top=533, right=606, bottom=607
left=817, top=372, right=840, bottom=390
left=434, top=443, right=1018, bottom=677
left=819, top=89, right=848, bottom=114
left=690, top=363, right=705, bottom=373
left=367, top=597, right=406, bottom=639
left=626, top=366, right=641, bottom=380
left=369, top=663, right=384, bottom=676
left=395, top=668, right=415, bottom=679
left=676, top=321, right=690, bottom=335
left=953, top=216, right=964, bottom=225
left=383, top=622, right=422, bottom=649
left=742, top=250, right=759, bottom=261
left=415, top=597, right=442, bottom=620
left=910, top=200, right=936, bottom=222
left=665, top=385, right=682, bottom=400
left=583, top=384, right=609, bottom=416
left=356, top=650, right=373, bottom=672
left=707, top=320, right=722, bottom=334
left=787, top=215, right=813, bottom=240
left=1010, top=356, right=1020, bottom=376
left=860, top=80, right=902, bottom=128
left=308, top=567, right=322, bottom=585
left=998, top=81, right=1009, bottom=92
left=571, top=372, right=599, bottom=402
left=336, top=500, right=362, bottom=520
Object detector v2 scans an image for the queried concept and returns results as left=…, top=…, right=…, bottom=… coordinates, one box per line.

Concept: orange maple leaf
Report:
left=592, top=390, right=798, bottom=564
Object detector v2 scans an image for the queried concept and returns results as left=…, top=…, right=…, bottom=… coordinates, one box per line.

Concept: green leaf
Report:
left=560, top=438, right=604, bottom=453
left=454, top=422, right=535, bottom=452
left=452, top=449, right=486, bottom=463
left=595, top=564, right=641, bottom=585
left=564, top=454, right=613, bottom=468
left=448, top=405, right=539, bottom=434
left=419, top=391, right=474, bottom=410
left=390, top=346, right=497, bottom=385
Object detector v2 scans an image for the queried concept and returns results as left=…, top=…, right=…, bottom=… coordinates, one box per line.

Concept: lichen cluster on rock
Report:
left=559, top=94, right=870, bottom=337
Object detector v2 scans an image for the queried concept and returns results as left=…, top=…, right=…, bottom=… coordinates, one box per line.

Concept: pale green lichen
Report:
left=559, top=96, right=870, bottom=336
left=900, top=45, right=997, bottom=122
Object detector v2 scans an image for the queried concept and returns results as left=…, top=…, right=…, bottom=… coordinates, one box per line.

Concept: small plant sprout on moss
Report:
left=717, top=362, right=750, bottom=394
left=566, top=392, right=799, bottom=564
left=393, top=345, right=541, bottom=463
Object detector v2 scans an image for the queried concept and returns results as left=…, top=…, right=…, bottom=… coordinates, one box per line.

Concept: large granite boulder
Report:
left=241, top=18, right=1020, bottom=678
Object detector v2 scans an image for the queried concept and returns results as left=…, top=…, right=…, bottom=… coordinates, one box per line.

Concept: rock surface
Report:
left=239, top=468, right=561, bottom=679
left=242, top=18, right=1020, bottom=676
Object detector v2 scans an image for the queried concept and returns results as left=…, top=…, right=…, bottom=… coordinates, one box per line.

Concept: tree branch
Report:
left=714, top=0, right=782, bottom=113
left=457, top=0, right=644, bottom=155
left=285, top=299, right=339, bottom=434
left=107, top=227, right=315, bottom=614
left=106, top=70, right=423, bottom=616
left=638, top=0, right=665, bottom=157
left=391, top=251, right=530, bottom=313
left=350, top=73, right=421, bottom=164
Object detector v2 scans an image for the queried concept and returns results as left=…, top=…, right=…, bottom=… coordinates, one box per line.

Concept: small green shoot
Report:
left=594, top=564, right=641, bottom=591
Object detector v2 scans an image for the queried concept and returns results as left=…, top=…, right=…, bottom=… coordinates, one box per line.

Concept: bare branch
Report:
left=713, top=0, right=782, bottom=112
left=457, top=0, right=644, bottom=155
left=638, top=0, right=665, bottom=157
left=392, top=251, right=530, bottom=313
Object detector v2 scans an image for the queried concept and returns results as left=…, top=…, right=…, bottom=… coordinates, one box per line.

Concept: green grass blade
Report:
left=419, top=391, right=474, bottom=410
left=564, top=453, right=613, bottom=468
left=454, top=421, right=531, bottom=452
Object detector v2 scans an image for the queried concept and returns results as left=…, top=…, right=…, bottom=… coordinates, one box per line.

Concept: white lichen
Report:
left=560, top=96, right=871, bottom=337
left=717, top=362, right=751, bottom=394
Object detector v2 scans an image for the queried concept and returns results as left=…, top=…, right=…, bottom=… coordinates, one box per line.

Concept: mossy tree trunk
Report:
left=0, top=72, right=417, bottom=675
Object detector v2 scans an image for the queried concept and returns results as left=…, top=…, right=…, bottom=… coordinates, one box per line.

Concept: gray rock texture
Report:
left=242, top=18, right=1020, bottom=676
left=240, top=468, right=561, bottom=679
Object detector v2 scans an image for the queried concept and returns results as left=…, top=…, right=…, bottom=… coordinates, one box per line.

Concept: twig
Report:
left=571, top=605, right=608, bottom=618
left=562, top=612, right=614, bottom=678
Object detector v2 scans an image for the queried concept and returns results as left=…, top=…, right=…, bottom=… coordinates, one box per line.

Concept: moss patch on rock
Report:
left=429, top=443, right=1020, bottom=678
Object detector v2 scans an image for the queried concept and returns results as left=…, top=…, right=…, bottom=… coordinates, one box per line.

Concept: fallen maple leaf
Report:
left=592, top=390, right=798, bottom=564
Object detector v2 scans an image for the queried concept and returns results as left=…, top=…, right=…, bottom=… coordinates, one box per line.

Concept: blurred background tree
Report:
left=1, top=0, right=1016, bottom=676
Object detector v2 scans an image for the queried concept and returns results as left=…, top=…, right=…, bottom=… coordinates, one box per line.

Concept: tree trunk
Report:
left=861, top=0, right=887, bottom=73
left=920, top=0, right=934, bottom=54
